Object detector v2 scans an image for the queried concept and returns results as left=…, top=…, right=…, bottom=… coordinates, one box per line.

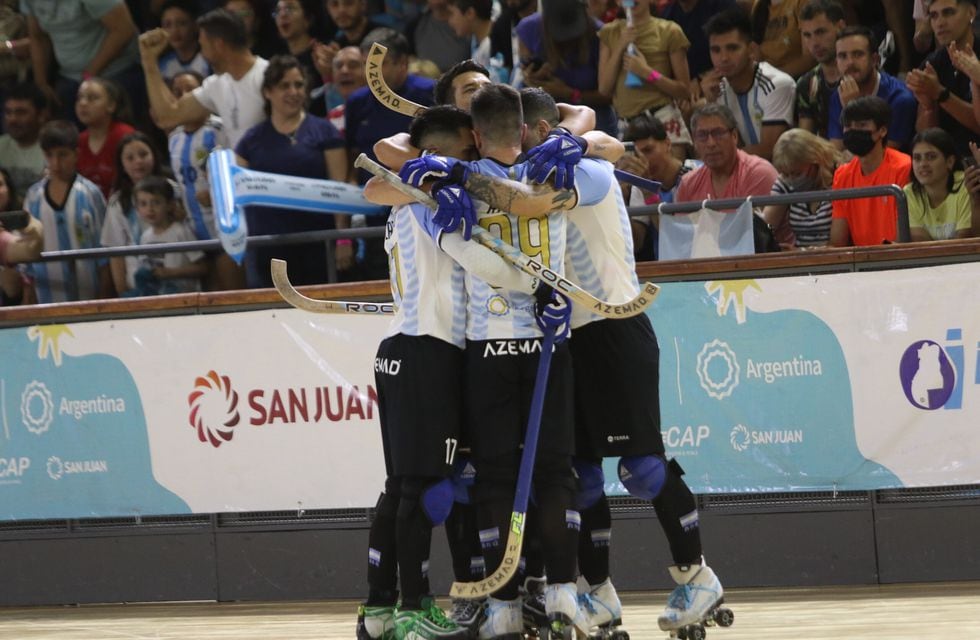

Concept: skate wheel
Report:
left=714, top=608, right=734, bottom=627
left=609, top=631, right=629, bottom=640
left=685, top=624, right=706, bottom=640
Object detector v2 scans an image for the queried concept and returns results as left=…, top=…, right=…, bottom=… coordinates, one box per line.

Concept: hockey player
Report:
left=358, top=105, right=545, bottom=640
left=397, top=84, right=614, bottom=639
left=469, top=88, right=728, bottom=636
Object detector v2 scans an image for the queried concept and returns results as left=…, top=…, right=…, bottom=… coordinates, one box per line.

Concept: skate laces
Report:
left=425, top=603, right=456, bottom=628
left=449, top=598, right=480, bottom=623
left=577, top=592, right=598, bottom=617
left=667, top=583, right=694, bottom=610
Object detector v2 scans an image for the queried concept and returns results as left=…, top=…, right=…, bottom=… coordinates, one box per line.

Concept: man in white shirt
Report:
left=699, top=7, right=795, bottom=160
left=139, top=8, right=268, bottom=148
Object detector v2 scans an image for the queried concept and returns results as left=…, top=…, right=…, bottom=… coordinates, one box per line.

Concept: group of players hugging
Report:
left=352, top=73, right=730, bottom=640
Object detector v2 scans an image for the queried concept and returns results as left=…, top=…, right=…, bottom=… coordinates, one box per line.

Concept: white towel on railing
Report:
left=659, top=200, right=755, bottom=260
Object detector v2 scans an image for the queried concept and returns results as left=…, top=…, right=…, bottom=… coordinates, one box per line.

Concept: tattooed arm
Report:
left=582, top=130, right=625, bottom=163
left=462, top=172, right=578, bottom=218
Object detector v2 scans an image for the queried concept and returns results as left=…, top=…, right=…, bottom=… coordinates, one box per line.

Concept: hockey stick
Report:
left=270, top=259, right=395, bottom=315
left=451, top=322, right=557, bottom=598
left=354, top=153, right=661, bottom=318
left=366, top=43, right=427, bottom=117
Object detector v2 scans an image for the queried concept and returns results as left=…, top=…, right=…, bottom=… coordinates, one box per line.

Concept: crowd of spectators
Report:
left=1, top=0, right=979, bottom=306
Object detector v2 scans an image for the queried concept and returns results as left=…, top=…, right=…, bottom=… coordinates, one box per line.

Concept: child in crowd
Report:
left=158, top=0, right=211, bottom=83
left=23, top=120, right=108, bottom=303
left=101, top=132, right=180, bottom=296
left=127, top=176, right=207, bottom=296
left=905, top=128, right=974, bottom=241
left=75, top=77, right=136, bottom=199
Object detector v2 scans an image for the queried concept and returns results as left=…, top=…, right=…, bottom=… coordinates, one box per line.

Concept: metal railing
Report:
left=630, top=184, right=911, bottom=243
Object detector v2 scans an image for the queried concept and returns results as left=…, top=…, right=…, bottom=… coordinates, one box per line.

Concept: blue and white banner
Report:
left=1, top=262, right=979, bottom=520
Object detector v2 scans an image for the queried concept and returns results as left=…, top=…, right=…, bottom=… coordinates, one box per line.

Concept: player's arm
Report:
left=363, top=175, right=423, bottom=206
left=462, top=172, right=577, bottom=217
left=439, top=233, right=538, bottom=293
left=374, top=133, right=419, bottom=172
left=582, top=130, right=625, bottom=163
left=556, top=103, right=596, bottom=135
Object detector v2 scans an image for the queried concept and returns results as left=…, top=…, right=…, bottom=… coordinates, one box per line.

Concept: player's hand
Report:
left=534, top=288, right=572, bottom=343
left=139, top=28, right=170, bottom=63
left=432, top=181, right=477, bottom=240
left=526, top=128, right=587, bottom=190
left=399, top=155, right=470, bottom=188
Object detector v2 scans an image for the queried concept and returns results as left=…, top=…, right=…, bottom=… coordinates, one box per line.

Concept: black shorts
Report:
left=375, top=334, right=464, bottom=477
left=464, top=338, right=575, bottom=464
left=570, top=315, right=663, bottom=458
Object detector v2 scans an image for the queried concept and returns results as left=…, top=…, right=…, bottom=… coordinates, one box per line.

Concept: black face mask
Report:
left=843, top=129, right=877, bottom=157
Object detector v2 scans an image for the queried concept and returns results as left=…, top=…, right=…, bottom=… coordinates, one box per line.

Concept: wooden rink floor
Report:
left=1, top=582, right=979, bottom=640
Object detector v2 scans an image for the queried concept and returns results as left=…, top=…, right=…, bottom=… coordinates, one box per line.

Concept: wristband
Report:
left=336, top=238, right=353, bottom=247
left=646, top=69, right=662, bottom=83
left=569, top=88, right=582, bottom=104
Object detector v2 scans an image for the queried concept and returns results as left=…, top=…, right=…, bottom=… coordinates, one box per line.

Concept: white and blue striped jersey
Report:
left=465, top=157, right=608, bottom=340
left=169, top=117, right=226, bottom=240
left=23, top=174, right=106, bottom=303
left=564, top=159, right=640, bottom=329
left=384, top=203, right=467, bottom=349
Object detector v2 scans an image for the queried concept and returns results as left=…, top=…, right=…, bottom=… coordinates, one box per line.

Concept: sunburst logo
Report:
left=730, top=424, right=750, bottom=452
left=21, top=380, right=54, bottom=435
left=696, top=339, right=740, bottom=400
left=188, top=371, right=240, bottom=448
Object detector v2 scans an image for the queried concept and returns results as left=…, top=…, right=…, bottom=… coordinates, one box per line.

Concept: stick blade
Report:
left=449, top=514, right=525, bottom=599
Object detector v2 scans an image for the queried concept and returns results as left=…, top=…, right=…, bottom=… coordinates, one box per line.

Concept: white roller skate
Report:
left=657, top=559, right=733, bottom=640
left=544, top=582, right=588, bottom=639
left=448, top=596, right=485, bottom=637
left=580, top=579, right=628, bottom=639
left=478, top=597, right=523, bottom=639
left=357, top=604, right=396, bottom=639
left=521, top=576, right=548, bottom=638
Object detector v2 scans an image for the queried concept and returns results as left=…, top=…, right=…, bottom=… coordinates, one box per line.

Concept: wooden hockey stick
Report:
left=451, top=322, right=558, bottom=599
left=270, top=259, right=394, bottom=315
left=354, top=154, right=661, bottom=318
left=366, top=44, right=427, bottom=117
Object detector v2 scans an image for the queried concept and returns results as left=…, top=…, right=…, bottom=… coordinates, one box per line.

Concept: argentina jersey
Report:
left=564, top=159, right=640, bottom=329
left=384, top=203, right=467, bottom=348
left=24, top=176, right=105, bottom=303
left=465, top=157, right=608, bottom=340
left=169, top=118, right=225, bottom=240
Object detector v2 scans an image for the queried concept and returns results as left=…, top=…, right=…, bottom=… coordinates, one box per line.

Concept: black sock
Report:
left=578, top=493, right=612, bottom=585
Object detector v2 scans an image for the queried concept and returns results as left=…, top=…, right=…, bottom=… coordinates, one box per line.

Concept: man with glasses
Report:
left=676, top=103, right=778, bottom=205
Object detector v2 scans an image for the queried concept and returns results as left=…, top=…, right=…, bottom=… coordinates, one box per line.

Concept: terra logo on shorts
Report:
left=188, top=370, right=241, bottom=448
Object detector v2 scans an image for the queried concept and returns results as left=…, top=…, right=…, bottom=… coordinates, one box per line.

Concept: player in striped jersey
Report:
left=399, top=84, right=611, bottom=639
left=23, top=121, right=108, bottom=303
left=359, top=105, right=541, bottom=640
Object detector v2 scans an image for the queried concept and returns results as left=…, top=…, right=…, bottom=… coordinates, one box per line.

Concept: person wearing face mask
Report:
left=763, top=128, right=841, bottom=248
left=830, top=95, right=911, bottom=247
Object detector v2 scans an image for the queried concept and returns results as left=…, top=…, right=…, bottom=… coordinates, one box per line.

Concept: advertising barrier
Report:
left=1, top=263, right=978, bottom=519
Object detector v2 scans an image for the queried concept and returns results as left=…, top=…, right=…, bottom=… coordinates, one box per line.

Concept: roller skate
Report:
left=657, top=559, right=733, bottom=640
left=447, top=596, right=485, bottom=637
left=478, top=596, right=523, bottom=639
left=394, top=597, right=471, bottom=639
left=521, top=576, right=548, bottom=638
left=543, top=582, right=588, bottom=639
left=581, top=580, right=628, bottom=640
left=357, top=603, right=396, bottom=639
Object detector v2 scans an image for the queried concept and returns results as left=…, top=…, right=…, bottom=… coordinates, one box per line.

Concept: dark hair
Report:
left=690, top=103, right=738, bottom=132
left=799, top=0, right=846, bottom=23
left=4, top=83, right=48, bottom=113
left=134, top=175, right=177, bottom=202
left=519, top=88, right=559, bottom=127
left=408, top=105, right=473, bottom=150
left=449, top=0, right=492, bottom=21
left=469, top=84, right=523, bottom=147
left=261, top=54, right=309, bottom=117
left=82, top=76, right=133, bottom=125
left=276, top=0, right=325, bottom=36
left=0, top=166, right=18, bottom=209
left=360, top=28, right=410, bottom=59
left=434, top=60, right=490, bottom=106
left=909, top=127, right=962, bottom=199
left=170, top=69, right=206, bottom=89
left=841, top=95, right=891, bottom=131
left=836, top=24, right=877, bottom=53
left=625, top=113, right=668, bottom=142
left=198, top=8, right=248, bottom=49
left=39, top=120, right=79, bottom=151
left=160, top=0, right=200, bottom=19
left=542, top=0, right=594, bottom=68
left=704, top=6, right=754, bottom=43
left=113, top=132, right=167, bottom=210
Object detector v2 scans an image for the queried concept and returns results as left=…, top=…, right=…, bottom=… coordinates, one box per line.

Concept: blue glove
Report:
left=525, top=128, right=587, bottom=190
left=534, top=288, right=572, bottom=343
left=432, top=181, right=477, bottom=240
left=399, top=155, right=470, bottom=188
